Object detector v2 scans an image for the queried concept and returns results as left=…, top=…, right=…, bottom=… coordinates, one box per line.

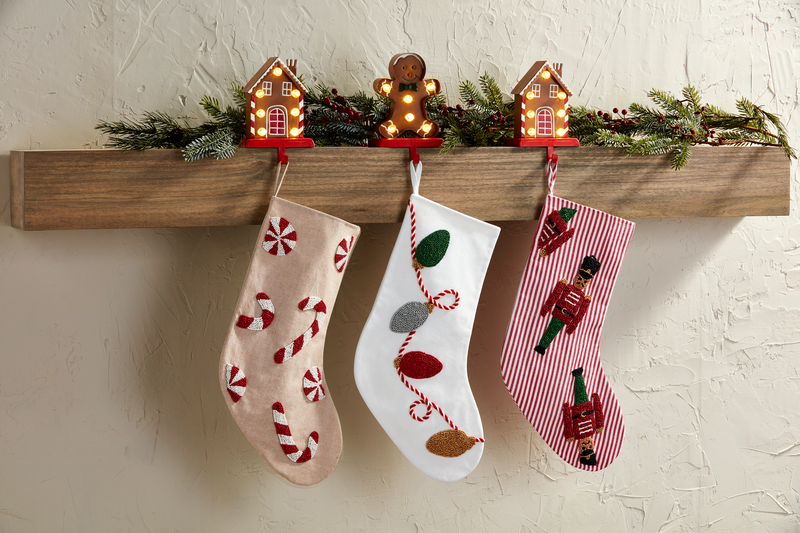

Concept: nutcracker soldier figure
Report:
left=562, top=367, right=605, bottom=465
left=534, top=255, right=601, bottom=355
left=537, top=207, right=577, bottom=258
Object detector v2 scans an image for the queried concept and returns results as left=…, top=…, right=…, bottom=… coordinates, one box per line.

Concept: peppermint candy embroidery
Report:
left=236, top=292, right=275, bottom=330
left=272, top=402, right=319, bottom=463
left=303, top=366, right=326, bottom=402
left=274, top=297, right=327, bottom=364
left=334, top=236, right=355, bottom=273
left=263, top=217, right=297, bottom=256
left=225, top=364, right=247, bottom=403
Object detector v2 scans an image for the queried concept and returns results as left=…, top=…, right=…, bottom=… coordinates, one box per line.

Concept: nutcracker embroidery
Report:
left=537, top=207, right=577, bottom=258
left=562, top=367, right=605, bottom=466
left=535, top=255, right=601, bottom=355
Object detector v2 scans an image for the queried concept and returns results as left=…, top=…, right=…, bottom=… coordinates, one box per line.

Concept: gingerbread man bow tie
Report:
left=400, top=82, right=418, bottom=92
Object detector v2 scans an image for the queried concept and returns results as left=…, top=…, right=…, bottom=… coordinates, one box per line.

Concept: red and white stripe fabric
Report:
left=225, top=364, right=247, bottom=403
left=272, top=402, right=319, bottom=463
left=501, top=194, right=634, bottom=470
left=303, top=366, right=326, bottom=402
left=263, top=217, right=297, bottom=256
left=273, top=297, right=327, bottom=364
left=334, top=236, right=354, bottom=272
left=235, top=292, right=275, bottom=330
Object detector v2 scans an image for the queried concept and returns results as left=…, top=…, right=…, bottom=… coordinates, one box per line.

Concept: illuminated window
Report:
left=268, top=107, right=287, bottom=136
left=537, top=108, right=553, bottom=136
left=531, top=84, right=541, bottom=98
left=549, top=84, right=558, bottom=98
left=282, top=82, right=292, bottom=96
left=262, top=81, right=272, bottom=96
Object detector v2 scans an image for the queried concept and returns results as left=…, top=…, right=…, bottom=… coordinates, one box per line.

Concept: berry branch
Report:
left=569, top=85, right=795, bottom=170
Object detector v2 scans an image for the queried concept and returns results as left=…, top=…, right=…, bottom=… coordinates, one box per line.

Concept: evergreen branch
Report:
left=573, top=85, right=795, bottom=169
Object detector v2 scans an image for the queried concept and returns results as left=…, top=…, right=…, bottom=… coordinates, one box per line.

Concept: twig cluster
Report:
left=569, top=85, right=795, bottom=169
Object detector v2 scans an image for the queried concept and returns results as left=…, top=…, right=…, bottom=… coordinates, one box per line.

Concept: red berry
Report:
left=331, top=104, right=338, bottom=111
left=621, top=109, right=627, bottom=115
left=456, top=104, right=463, bottom=110
left=323, top=97, right=331, bottom=105
left=331, top=88, right=338, bottom=95
left=468, top=99, right=475, bottom=105
left=587, top=113, right=594, bottom=119
left=603, top=113, right=610, bottom=119
left=613, top=108, right=619, bottom=113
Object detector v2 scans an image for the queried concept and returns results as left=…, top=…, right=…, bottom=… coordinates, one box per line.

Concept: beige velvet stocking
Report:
left=219, top=196, right=360, bottom=486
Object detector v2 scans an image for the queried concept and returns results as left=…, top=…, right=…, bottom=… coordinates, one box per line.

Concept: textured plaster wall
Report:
left=1, top=1, right=799, bottom=531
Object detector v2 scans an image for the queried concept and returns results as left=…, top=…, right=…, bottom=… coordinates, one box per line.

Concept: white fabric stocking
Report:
left=354, top=163, right=500, bottom=482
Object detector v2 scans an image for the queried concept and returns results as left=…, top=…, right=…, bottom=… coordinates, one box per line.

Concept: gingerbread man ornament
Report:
left=374, top=53, right=441, bottom=138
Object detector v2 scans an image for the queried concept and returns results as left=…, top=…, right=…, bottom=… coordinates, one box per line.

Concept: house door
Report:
left=537, top=108, right=553, bottom=137
left=268, top=106, right=287, bottom=137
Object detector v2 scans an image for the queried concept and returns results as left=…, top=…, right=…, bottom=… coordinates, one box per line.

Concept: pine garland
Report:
left=96, top=78, right=793, bottom=169
left=569, top=85, right=795, bottom=169
left=303, top=84, right=448, bottom=146
left=440, top=73, right=515, bottom=152
left=96, top=84, right=247, bottom=161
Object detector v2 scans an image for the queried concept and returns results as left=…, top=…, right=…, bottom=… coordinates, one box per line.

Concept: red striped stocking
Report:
left=502, top=165, right=634, bottom=471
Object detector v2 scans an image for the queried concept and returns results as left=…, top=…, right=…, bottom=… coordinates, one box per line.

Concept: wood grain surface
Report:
left=9, top=146, right=790, bottom=230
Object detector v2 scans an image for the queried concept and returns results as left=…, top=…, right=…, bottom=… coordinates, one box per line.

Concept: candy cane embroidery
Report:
left=334, top=236, right=355, bottom=273
left=303, top=366, right=326, bottom=402
left=273, top=297, right=327, bottom=364
left=272, top=402, right=319, bottom=463
left=235, top=292, right=275, bottom=330
left=263, top=217, right=297, bottom=256
left=225, top=364, right=247, bottom=403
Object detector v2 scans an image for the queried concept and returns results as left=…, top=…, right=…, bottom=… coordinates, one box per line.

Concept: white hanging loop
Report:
left=547, top=153, right=559, bottom=195
left=409, top=160, right=422, bottom=196
left=274, top=161, right=290, bottom=197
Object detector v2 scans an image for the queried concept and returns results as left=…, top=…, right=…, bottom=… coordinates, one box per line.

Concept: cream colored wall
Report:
left=1, top=1, right=799, bottom=531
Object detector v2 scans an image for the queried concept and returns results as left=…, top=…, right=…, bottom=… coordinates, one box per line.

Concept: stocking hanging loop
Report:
left=547, top=153, right=559, bottom=194
left=274, top=161, right=290, bottom=197
left=409, top=161, right=422, bottom=196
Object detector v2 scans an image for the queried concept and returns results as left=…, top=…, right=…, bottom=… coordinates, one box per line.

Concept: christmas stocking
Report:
left=354, top=162, right=500, bottom=482
left=219, top=191, right=360, bottom=486
left=501, top=160, right=635, bottom=471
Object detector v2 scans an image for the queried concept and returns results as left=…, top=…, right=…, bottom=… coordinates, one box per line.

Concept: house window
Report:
left=549, top=84, right=558, bottom=98
left=262, top=81, right=272, bottom=96
left=537, top=108, right=553, bottom=136
left=268, top=107, right=287, bottom=137
left=282, top=82, right=292, bottom=96
left=531, top=84, right=541, bottom=98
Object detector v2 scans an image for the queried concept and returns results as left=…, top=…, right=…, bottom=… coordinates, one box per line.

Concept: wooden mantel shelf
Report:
left=9, top=146, right=790, bottom=231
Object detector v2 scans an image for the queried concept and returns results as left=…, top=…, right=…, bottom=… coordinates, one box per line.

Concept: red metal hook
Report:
left=409, top=146, right=420, bottom=165
left=277, top=146, right=289, bottom=165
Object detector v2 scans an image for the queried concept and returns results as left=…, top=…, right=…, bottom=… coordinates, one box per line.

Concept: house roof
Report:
left=511, top=61, right=573, bottom=97
left=245, top=57, right=309, bottom=95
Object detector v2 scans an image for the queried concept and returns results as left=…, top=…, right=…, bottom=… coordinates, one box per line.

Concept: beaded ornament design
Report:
left=387, top=200, right=484, bottom=458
